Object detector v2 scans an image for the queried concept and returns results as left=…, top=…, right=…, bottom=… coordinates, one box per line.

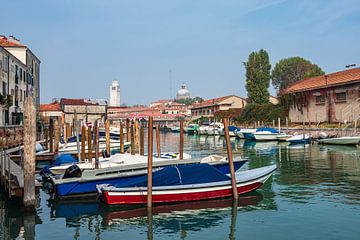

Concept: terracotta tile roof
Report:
left=40, top=102, right=61, bottom=112
left=0, top=36, right=26, bottom=47
left=191, top=95, right=240, bottom=109
left=284, top=67, right=360, bottom=93
left=60, top=98, right=99, bottom=106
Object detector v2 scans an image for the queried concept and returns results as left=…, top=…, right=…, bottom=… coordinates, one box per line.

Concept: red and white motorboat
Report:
left=99, top=164, right=277, bottom=205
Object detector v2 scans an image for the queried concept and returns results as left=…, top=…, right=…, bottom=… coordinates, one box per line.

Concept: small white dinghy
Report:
left=317, top=136, right=360, bottom=146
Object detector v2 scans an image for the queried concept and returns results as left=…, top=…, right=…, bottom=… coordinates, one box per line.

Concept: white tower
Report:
left=109, top=80, right=121, bottom=107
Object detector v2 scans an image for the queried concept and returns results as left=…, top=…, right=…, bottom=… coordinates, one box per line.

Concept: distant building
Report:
left=176, top=84, right=190, bottom=100
left=0, top=35, right=40, bottom=125
left=191, top=95, right=247, bottom=119
left=60, top=98, right=107, bottom=124
left=39, top=101, right=63, bottom=124
left=283, top=67, right=360, bottom=123
left=109, top=80, right=120, bottom=107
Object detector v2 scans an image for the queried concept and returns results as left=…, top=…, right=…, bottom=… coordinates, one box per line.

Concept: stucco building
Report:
left=284, top=67, right=360, bottom=123
left=0, top=35, right=40, bottom=125
left=191, top=95, right=247, bottom=119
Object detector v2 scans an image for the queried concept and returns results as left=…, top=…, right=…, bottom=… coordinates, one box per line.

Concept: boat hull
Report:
left=101, top=165, right=276, bottom=205
left=317, top=137, right=360, bottom=145
left=253, top=134, right=279, bottom=141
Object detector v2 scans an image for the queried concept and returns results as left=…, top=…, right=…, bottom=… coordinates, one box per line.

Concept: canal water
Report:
left=1, top=132, right=360, bottom=239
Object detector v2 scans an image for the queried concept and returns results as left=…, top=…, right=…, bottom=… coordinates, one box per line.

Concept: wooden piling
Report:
left=147, top=116, right=154, bottom=208
left=134, top=119, right=139, bottom=153
left=179, top=120, right=184, bottom=160
left=81, top=125, right=86, bottom=161
left=223, top=118, right=238, bottom=200
left=23, top=97, right=36, bottom=208
left=120, top=121, right=124, bottom=153
left=44, top=127, right=49, bottom=150
left=88, top=126, right=93, bottom=161
left=278, top=118, right=281, bottom=133
left=94, top=121, right=100, bottom=168
left=156, top=124, right=161, bottom=158
left=49, top=119, right=54, bottom=153
left=140, top=123, right=144, bottom=156
left=126, top=118, right=130, bottom=142
left=131, top=122, right=135, bottom=155
left=105, top=119, right=110, bottom=157
left=54, top=119, right=60, bottom=152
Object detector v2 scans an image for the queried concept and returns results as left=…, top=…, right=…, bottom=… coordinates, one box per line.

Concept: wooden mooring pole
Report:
left=135, top=119, right=139, bottom=153
left=120, top=121, right=124, bottom=153
left=81, top=125, right=86, bottom=161
left=147, top=116, right=154, bottom=208
left=126, top=118, right=130, bottom=142
left=105, top=119, right=110, bottom=157
left=88, top=126, right=93, bottom=161
left=23, top=97, right=36, bottom=208
left=54, top=119, right=60, bottom=152
left=223, top=118, right=238, bottom=200
left=179, top=120, right=184, bottom=160
left=156, top=124, right=161, bottom=158
left=131, top=122, right=135, bottom=155
left=94, top=121, right=100, bottom=168
left=140, top=123, right=144, bottom=156
left=49, top=118, right=54, bottom=153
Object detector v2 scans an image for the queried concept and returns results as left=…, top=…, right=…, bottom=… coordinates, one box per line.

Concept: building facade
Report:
left=0, top=35, right=40, bottom=125
left=109, top=80, right=120, bottom=107
left=60, top=98, right=107, bottom=124
left=284, top=68, right=360, bottom=123
left=191, top=95, right=247, bottom=119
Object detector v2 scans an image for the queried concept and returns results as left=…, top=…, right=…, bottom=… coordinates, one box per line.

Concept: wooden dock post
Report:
left=54, top=119, right=60, bottom=152
left=134, top=119, right=139, bottom=153
left=94, top=121, right=100, bottom=168
left=105, top=119, right=110, bottom=157
left=126, top=118, right=130, bottom=142
left=131, top=122, right=135, bottom=155
left=278, top=117, right=281, bottom=133
left=88, top=126, right=93, bottom=161
left=272, top=120, right=275, bottom=128
left=23, top=97, right=36, bottom=208
left=156, top=124, right=161, bottom=158
left=44, top=127, right=49, bottom=150
left=81, top=125, right=86, bottom=161
left=49, top=119, right=54, bottom=153
left=223, top=118, right=238, bottom=200
left=140, top=123, right=144, bottom=156
left=147, top=116, right=154, bottom=208
left=120, top=121, right=124, bottom=153
left=179, top=120, right=184, bottom=160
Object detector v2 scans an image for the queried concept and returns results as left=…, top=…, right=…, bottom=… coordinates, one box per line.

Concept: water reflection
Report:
left=48, top=192, right=272, bottom=239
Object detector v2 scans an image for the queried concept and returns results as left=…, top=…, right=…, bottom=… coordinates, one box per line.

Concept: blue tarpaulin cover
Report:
left=228, top=126, right=238, bottom=132
left=41, top=154, right=78, bottom=175
left=256, top=127, right=278, bottom=133
left=113, top=163, right=231, bottom=188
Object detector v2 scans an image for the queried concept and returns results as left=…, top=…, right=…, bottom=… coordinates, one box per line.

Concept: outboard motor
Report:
left=63, top=165, right=82, bottom=179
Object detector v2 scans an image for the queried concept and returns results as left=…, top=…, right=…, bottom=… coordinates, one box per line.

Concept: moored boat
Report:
left=184, top=124, right=199, bottom=135
left=51, top=155, right=248, bottom=198
left=98, top=163, right=277, bottom=205
left=317, top=136, right=360, bottom=145
left=286, top=134, right=311, bottom=144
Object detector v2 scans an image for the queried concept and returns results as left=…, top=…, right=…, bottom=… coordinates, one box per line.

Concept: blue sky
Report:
left=1, top=0, right=359, bottom=105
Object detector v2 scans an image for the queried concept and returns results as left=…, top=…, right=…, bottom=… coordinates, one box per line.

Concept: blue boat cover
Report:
left=113, top=163, right=231, bottom=188
left=41, top=154, right=78, bottom=175
left=256, top=127, right=278, bottom=133
left=228, top=126, right=238, bottom=132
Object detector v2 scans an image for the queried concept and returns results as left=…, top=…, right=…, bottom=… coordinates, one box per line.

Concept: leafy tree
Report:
left=244, top=49, right=271, bottom=104
left=272, top=57, right=324, bottom=91
left=176, top=97, right=204, bottom=106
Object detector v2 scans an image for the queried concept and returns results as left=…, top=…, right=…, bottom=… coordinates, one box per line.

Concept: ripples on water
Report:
left=1, top=132, right=360, bottom=239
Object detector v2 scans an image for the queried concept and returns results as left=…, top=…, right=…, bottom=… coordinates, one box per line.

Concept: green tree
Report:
left=244, top=49, right=271, bottom=104
left=272, top=57, right=324, bottom=91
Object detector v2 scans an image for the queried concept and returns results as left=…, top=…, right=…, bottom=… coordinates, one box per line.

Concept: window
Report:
left=315, top=95, right=325, bottom=104
left=336, top=92, right=347, bottom=102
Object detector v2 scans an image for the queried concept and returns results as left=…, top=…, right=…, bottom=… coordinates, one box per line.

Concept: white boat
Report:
left=253, top=131, right=280, bottom=141
left=286, top=134, right=311, bottom=144
left=236, top=129, right=256, bottom=139
left=198, top=125, right=210, bottom=135
left=317, top=136, right=360, bottom=145
left=206, top=122, right=223, bottom=136
left=49, top=152, right=192, bottom=175
left=276, top=133, right=293, bottom=141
